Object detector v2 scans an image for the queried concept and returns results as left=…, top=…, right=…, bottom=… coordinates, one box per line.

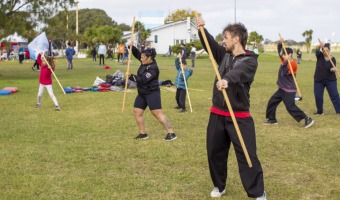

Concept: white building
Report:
left=123, top=17, right=199, bottom=54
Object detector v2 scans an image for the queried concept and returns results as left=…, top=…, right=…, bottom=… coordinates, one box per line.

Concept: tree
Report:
left=164, top=9, right=201, bottom=23
left=0, top=0, right=75, bottom=40
left=248, top=31, right=264, bottom=46
left=134, top=21, right=150, bottom=48
left=302, top=29, right=313, bottom=53
left=83, top=26, right=122, bottom=48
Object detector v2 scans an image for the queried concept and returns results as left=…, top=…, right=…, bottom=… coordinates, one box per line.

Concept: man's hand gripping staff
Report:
left=195, top=13, right=252, bottom=168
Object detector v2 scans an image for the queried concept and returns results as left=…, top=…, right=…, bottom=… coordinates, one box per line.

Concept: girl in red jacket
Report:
left=35, top=52, right=60, bottom=111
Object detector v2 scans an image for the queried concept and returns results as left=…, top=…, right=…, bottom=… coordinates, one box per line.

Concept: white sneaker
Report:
left=210, top=187, right=225, bottom=198
left=256, top=191, right=266, bottom=200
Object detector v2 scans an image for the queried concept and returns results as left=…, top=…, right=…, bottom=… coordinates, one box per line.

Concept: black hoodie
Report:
left=198, top=28, right=258, bottom=112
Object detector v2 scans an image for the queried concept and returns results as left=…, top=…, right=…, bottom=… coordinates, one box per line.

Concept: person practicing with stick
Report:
left=174, top=55, right=193, bottom=113
left=313, top=42, right=340, bottom=115
left=196, top=17, right=266, bottom=199
left=35, top=52, right=60, bottom=111
left=264, top=38, right=314, bottom=128
left=126, top=43, right=177, bottom=141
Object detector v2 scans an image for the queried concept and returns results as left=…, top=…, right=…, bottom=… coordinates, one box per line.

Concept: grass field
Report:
left=0, top=53, right=339, bottom=200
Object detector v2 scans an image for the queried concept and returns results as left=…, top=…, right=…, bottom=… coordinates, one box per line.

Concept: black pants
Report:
left=266, top=88, right=307, bottom=122
left=175, top=88, right=186, bottom=109
left=207, top=113, right=264, bottom=198
left=117, top=53, right=123, bottom=61
left=99, top=54, right=104, bottom=65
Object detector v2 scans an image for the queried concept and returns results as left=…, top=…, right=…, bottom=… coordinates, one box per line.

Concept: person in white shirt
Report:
left=97, top=41, right=107, bottom=66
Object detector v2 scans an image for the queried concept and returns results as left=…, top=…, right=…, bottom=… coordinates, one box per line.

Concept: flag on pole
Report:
left=28, top=32, right=49, bottom=60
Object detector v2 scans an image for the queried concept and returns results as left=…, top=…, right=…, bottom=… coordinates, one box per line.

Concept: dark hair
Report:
left=182, top=60, right=187, bottom=65
left=222, top=23, right=248, bottom=50
left=142, top=48, right=157, bottom=60
left=282, top=47, right=293, bottom=55
left=324, top=43, right=331, bottom=50
left=67, top=42, right=71, bottom=46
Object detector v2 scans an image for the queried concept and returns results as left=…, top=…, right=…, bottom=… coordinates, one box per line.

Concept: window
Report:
left=154, top=35, right=158, bottom=43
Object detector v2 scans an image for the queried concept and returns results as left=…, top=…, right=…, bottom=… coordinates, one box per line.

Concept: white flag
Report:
left=28, top=32, right=49, bottom=60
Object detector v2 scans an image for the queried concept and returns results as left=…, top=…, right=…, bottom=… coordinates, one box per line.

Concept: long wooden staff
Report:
left=178, top=57, right=193, bottom=113
left=195, top=13, right=252, bottom=168
left=41, top=55, right=66, bottom=94
left=318, top=39, right=340, bottom=78
left=279, top=33, right=302, bottom=99
left=122, top=16, right=136, bottom=113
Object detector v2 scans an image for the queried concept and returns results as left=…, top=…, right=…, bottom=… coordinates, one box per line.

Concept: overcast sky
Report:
left=77, top=0, right=340, bottom=43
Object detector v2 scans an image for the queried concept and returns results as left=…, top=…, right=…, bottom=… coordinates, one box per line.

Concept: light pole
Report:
left=234, top=0, right=236, bottom=23
left=75, top=0, right=79, bottom=54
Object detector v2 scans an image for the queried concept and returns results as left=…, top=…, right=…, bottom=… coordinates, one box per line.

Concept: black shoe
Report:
left=174, top=106, right=181, bottom=109
left=179, top=109, right=187, bottom=113
left=313, top=112, right=324, bottom=115
left=135, top=133, right=149, bottom=140
left=32, top=66, right=35, bottom=71
left=304, top=117, right=314, bottom=128
left=163, top=133, right=177, bottom=141
left=263, top=119, right=278, bottom=125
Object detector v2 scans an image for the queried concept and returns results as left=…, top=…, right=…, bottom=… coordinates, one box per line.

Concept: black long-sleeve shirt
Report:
left=198, top=28, right=258, bottom=112
left=314, top=49, right=336, bottom=81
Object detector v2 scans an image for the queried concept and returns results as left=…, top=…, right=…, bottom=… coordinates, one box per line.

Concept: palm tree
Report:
left=302, top=29, right=313, bottom=53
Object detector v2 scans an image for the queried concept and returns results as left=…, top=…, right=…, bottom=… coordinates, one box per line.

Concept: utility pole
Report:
left=75, top=0, right=79, bottom=54
left=234, top=0, right=236, bottom=23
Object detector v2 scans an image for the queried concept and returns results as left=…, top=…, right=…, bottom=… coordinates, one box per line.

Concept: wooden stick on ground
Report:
left=122, top=16, right=136, bottom=113
left=195, top=13, right=252, bottom=168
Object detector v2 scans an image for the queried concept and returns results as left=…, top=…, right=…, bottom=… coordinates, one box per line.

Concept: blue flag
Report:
left=28, top=32, right=49, bottom=60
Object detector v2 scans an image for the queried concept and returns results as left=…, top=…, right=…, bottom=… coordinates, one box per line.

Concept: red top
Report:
left=280, top=57, right=297, bottom=74
left=37, top=54, right=52, bottom=85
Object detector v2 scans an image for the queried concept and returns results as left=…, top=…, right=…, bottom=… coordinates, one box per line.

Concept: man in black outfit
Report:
left=197, top=17, right=266, bottom=199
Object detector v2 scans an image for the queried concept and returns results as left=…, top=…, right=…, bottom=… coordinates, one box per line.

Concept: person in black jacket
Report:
left=126, top=43, right=176, bottom=141
left=197, top=17, right=266, bottom=199
left=313, top=42, right=340, bottom=115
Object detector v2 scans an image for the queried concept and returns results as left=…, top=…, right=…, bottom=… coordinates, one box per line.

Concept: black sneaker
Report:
left=35, top=104, right=41, bottom=108
left=313, top=112, right=324, bottom=115
left=304, top=117, right=314, bottom=128
left=174, top=106, right=181, bottom=109
left=163, top=133, right=177, bottom=141
left=135, top=133, right=149, bottom=140
left=263, top=119, right=278, bottom=125
left=179, top=109, right=187, bottom=113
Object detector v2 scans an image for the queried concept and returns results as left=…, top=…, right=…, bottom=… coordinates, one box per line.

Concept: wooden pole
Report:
left=41, top=55, right=66, bottom=95
left=195, top=13, right=252, bottom=168
left=318, top=38, right=340, bottom=78
left=122, top=17, right=136, bottom=113
left=179, top=57, right=193, bottom=112
left=278, top=33, right=302, bottom=99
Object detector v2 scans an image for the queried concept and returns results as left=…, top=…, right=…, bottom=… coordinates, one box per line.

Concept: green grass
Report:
left=0, top=54, right=339, bottom=200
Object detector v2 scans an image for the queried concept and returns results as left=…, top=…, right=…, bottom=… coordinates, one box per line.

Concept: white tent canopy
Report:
left=0, top=32, right=28, bottom=43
